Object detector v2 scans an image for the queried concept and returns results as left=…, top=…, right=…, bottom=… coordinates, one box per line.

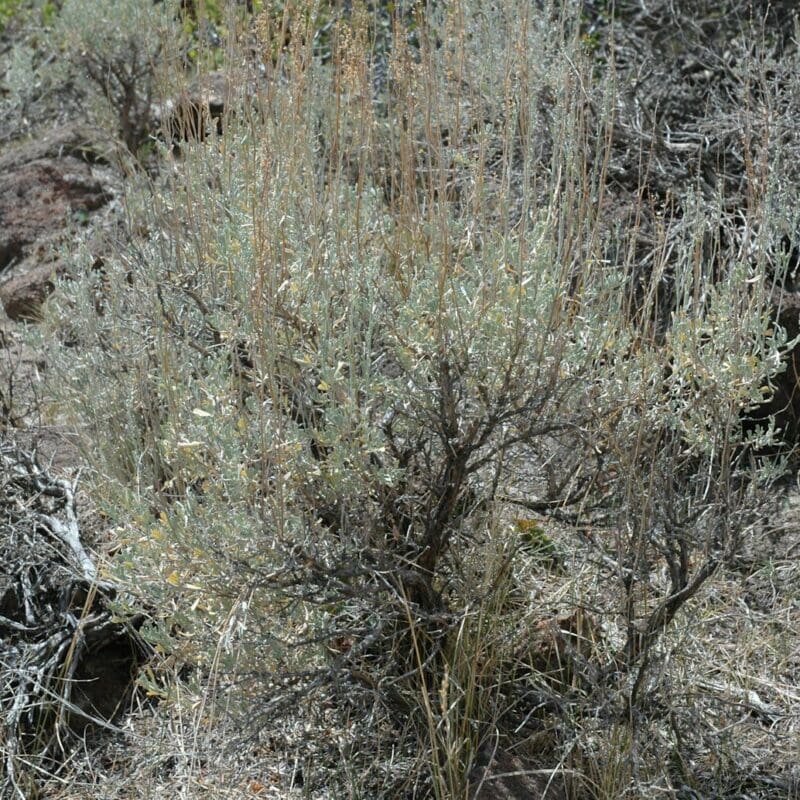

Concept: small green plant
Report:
left=0, top=0, right=23, bottom=32
left=514, top=518, right=564, bottom=572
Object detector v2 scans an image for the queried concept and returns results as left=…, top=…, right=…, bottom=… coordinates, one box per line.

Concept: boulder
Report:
left=0, top=125, right=114, bottom=318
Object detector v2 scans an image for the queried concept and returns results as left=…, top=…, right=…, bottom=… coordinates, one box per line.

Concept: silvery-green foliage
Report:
left=1, top=44, right=36, bottom=115
left=0, top=39, right=78, bottom=139
left=40, top=108, right=782, bottom=667
left=667, top=261, right=786, bottom=452
left=55, top=0, right=173, bottom=62
left=30, top=0, right=798, bottom=792
left=36, top=113, right=577, bottom=658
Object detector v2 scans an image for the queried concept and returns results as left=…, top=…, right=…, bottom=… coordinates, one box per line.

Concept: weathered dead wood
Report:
left=0, top=443, right=150, bottom=799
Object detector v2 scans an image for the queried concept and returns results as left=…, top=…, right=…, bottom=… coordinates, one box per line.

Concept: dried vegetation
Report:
left=2, top=1, right=800, bottom=798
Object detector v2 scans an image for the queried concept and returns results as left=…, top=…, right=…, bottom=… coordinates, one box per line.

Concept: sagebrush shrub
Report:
left=52, top=0, right=178, bottom=152
left=31, top=0, right=797, bottom=795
